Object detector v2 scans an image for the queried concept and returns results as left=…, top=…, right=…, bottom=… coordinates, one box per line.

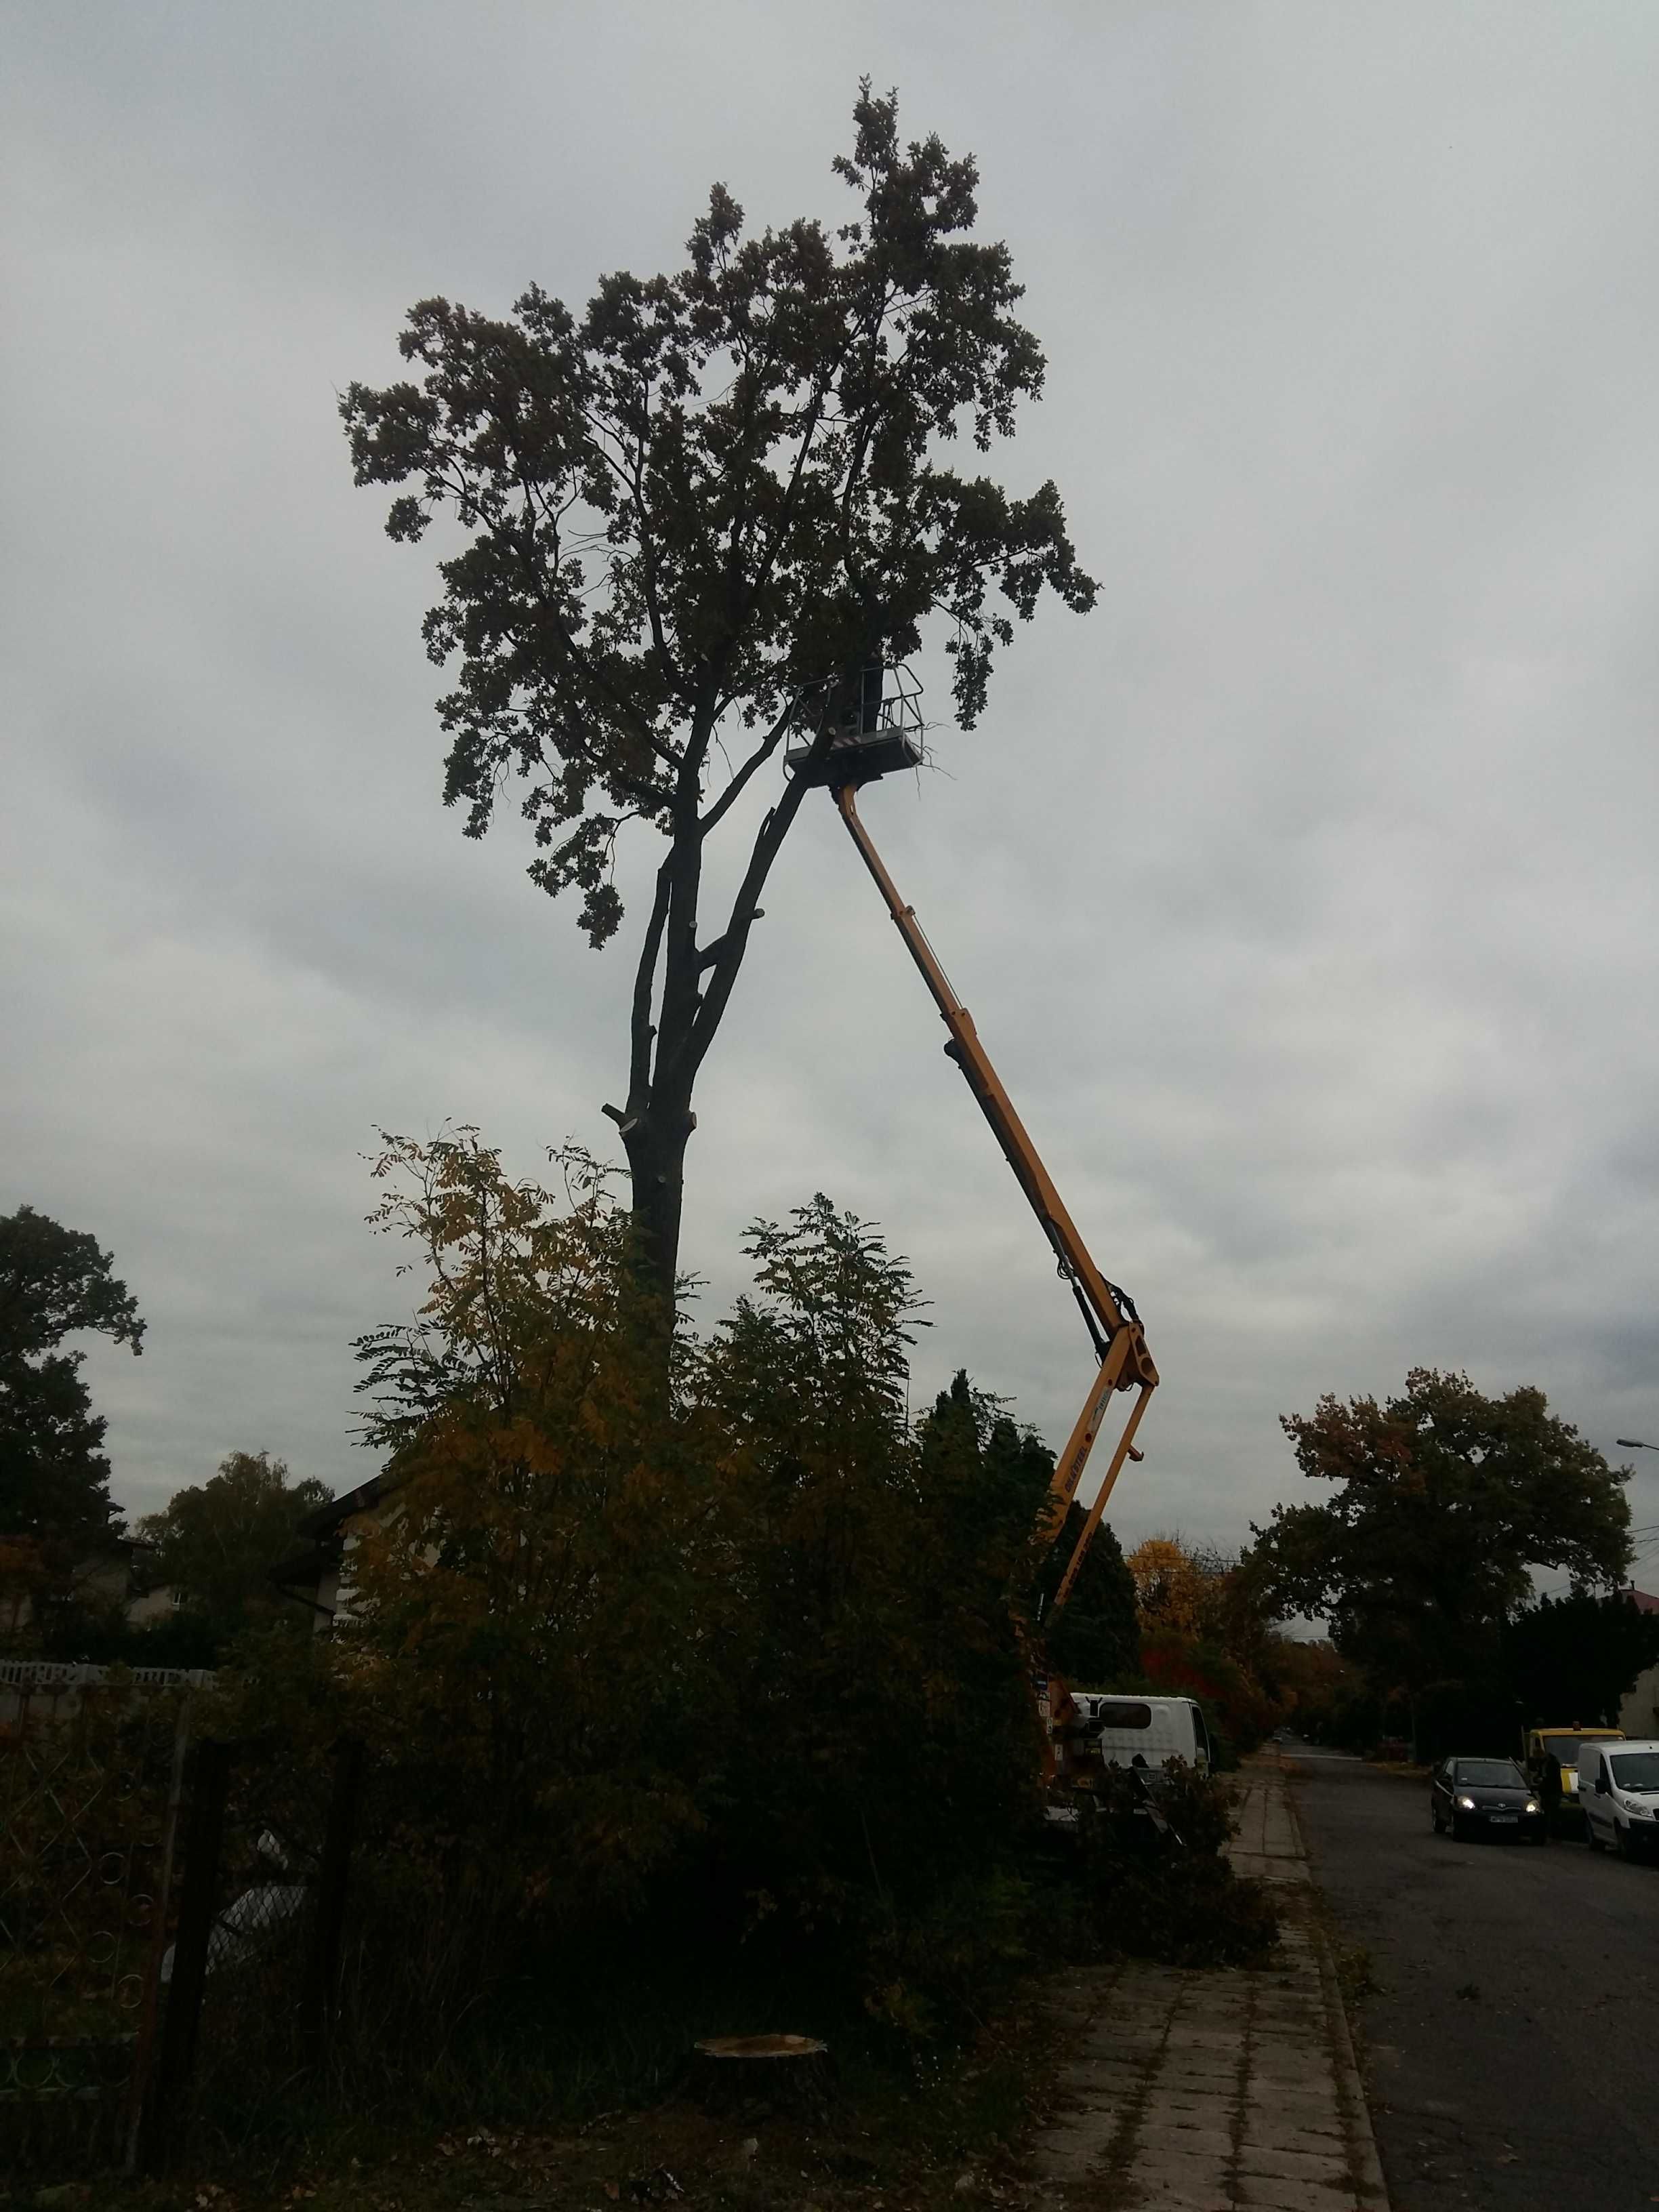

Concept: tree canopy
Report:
left=1126, top=1536, right=1211, bottom=1640
left=0, top=1204, right=144, bottom=1551
left=138, top=1450, right=333, bottom=1651
left=1249, top=1368, right=1633, bottom=1692
left=342, top=86, right=1095, bottom=1301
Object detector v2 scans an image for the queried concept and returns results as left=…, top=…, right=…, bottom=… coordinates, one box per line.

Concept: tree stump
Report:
left=689, top=2033, right=834, bottom=2121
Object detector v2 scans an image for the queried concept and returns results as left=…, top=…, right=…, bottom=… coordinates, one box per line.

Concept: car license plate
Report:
left=1490, top=1814, right=1518, bottom=1824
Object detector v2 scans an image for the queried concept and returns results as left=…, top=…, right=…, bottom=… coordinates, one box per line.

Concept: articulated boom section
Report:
left=833, top=785, right=1158, bottom=1634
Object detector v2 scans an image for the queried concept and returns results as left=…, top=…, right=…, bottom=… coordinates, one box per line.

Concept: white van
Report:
left=1578, top=1738, right=1659, bottom=1858
left=1070, top=1693, right=1212, bottom=1774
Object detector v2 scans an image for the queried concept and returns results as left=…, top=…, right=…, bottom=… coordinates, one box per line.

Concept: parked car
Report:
left=1430, top=1755, right=1546, bottom=1841
left=1577, top=1738, right=1659, bottom=1860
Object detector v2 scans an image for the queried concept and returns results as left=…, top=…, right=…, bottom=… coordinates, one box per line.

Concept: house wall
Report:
left=327, top=1497, right=409, bottom=1628
left=125, top=1584, right=181, bottom=1625
left=0, top=1546, right=159, bottom=1637
left=296, top=1558, right=342, bottom=1632
left=1619, top=1664, right=1659, bottom=1738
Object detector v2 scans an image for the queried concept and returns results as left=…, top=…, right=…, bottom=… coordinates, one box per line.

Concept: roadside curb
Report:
left=1279, top=1765, right=1391, bottom=2209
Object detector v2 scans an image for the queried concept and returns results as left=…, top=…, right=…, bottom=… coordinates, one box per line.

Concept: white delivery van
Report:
left=1070, top=1694, right=1212, bottom=1774
left=1578, top=1738, right=1659, bottom=1858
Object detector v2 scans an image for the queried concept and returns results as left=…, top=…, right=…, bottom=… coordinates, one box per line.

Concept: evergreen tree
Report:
left=1504, top=1589, right=1659, bottom=1728
left=0, top=1205, right=144, bottom=1549
left=1042, top=1504, right=1141, bottom=1688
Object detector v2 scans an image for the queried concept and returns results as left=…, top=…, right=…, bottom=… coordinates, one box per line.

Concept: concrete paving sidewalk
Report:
left=1224, top=1755, right=1308, bottom=1885
left=1029, top=1755, right=1388, bottom=2212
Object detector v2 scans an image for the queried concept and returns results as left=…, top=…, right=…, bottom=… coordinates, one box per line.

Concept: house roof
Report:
left=270, top=1470, right=407, bottom=1604
left=293, top=1470, right=403, bottom=1540
left=1627, top=1586, right=1659, bottom=1615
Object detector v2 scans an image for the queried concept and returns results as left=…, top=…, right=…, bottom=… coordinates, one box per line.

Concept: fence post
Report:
left=304, top=1738, right=365, bottom=2066
left=140, top=1737, right=232, bottom=2171
left=124, top=1693, right=194, bottom=2174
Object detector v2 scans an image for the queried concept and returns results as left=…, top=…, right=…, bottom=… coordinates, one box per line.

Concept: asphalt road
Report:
left=1288, top=1742, right=1659, bottom=2211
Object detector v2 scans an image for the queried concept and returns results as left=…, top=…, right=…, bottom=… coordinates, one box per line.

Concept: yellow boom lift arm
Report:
left=831, top=783, right=1159, bottom=1633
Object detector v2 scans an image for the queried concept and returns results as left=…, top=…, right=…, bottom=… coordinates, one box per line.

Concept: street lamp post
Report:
left=1617, top=1439, right=1659, bottom=1453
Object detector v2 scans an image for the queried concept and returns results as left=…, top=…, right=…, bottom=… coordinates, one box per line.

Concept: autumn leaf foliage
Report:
left=1251, top=1367, right=1633, bottom=1693
left=344, top=1130, right=737, bottom=1914
left=328, top=1135, right=1048, bottom=1984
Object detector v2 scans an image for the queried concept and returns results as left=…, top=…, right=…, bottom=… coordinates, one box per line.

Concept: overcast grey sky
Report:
left=5, top=2, right=1658, bottom=1572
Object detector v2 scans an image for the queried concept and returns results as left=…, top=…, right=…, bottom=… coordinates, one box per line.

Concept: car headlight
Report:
left=1525, top=1801, right=1540, bottom=1814
left=1456, top=1795, right=1476, bottom=1810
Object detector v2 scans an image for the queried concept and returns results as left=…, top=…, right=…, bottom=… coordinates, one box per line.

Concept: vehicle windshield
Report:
left=1538, top=1734, right=1617, bottom=1764
left=1611, top=1753, right=1659, bottom=1791
left=1454, top=1761, right=1527, bottom=1788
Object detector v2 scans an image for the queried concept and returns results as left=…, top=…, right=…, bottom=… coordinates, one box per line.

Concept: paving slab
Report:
left=1139, top=2092, right=1233, bottom=2127
left=1235, top=2182, right=1359, bottom=2212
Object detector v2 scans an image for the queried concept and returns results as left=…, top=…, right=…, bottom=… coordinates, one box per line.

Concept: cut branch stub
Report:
left=689, top=2033, right=834, bottom=2119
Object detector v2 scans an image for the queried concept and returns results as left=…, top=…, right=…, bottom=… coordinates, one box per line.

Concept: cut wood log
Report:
left=689, top=2033, right=834, bottom=2119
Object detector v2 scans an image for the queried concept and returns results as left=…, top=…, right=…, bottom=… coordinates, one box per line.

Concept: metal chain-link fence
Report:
left=1, top=1664, right=365, bottom=2178
left=0, top=1666, right=199, bottom=2173
left=149, top=1735, right=363, bottom=2165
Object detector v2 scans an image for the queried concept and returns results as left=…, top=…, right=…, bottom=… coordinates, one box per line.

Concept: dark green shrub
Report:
left=1063, top=1761, right=1280, bottom=1969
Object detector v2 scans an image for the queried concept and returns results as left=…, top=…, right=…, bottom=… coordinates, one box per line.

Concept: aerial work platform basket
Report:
left=787, top=660, right=925, bottom=788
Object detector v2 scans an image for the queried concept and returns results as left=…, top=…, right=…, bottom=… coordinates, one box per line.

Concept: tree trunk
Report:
left=621, top=1108, right=693, bottom=1317
left=613, top=805, right=705, bottom=1320
left=612, top=738, right=813, bottom=1325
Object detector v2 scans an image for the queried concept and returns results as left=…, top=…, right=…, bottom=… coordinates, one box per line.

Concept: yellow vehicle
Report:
left=792, top=668, right=1158, bottom=1784
left=1525, top=1726, right=1624, bottom=1807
